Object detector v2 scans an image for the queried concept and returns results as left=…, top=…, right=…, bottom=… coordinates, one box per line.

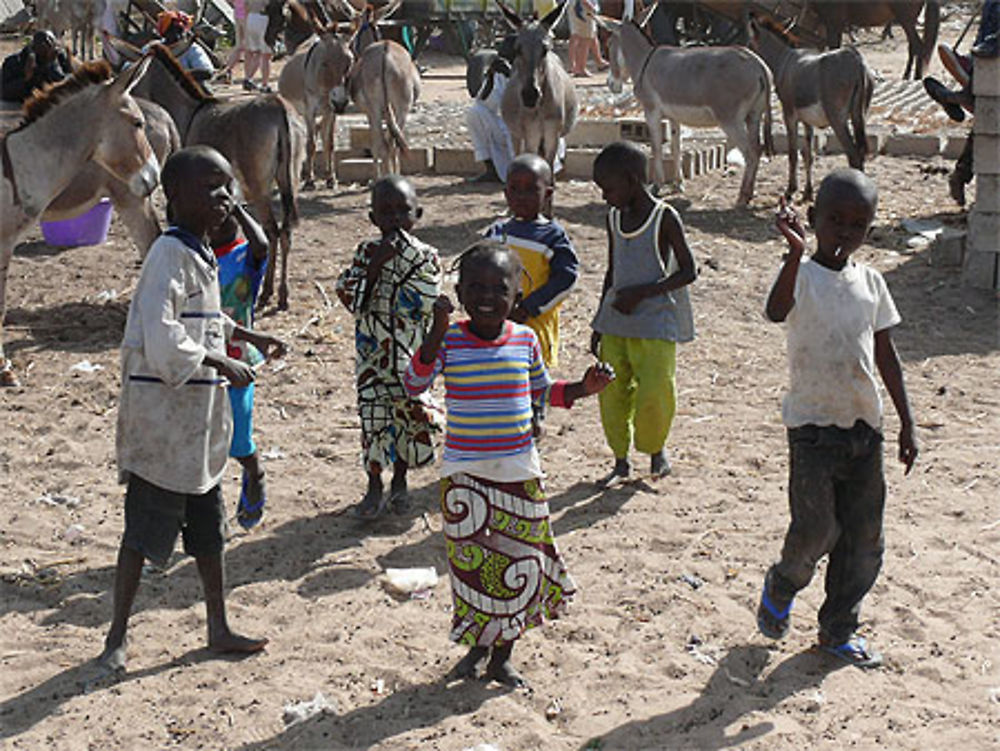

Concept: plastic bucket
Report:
left=40, top=199, right=114, bottom=248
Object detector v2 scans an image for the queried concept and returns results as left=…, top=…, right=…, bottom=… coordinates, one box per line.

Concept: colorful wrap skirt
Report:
left=441, top=473, right=575, bottom=647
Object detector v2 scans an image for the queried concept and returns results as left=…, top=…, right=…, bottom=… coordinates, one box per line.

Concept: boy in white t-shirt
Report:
left=757, top=168, right=918, bottom=669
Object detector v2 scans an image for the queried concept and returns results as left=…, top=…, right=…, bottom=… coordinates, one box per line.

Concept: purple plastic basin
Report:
left=40, top=199, right=114, bottom=248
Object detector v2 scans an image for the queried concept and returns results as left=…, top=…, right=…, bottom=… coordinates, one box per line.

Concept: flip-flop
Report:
left=757, top=578, right=792, bottom=639
left=236, top=470, right=266, bottom=530
left=820, top=635, right=883, bottom=669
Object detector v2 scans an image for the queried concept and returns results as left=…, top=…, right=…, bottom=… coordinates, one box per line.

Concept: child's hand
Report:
left=775, top=196, right=806, bottom=256
left=431, top=294, right=454, bottom=332
left=509, top=303, right=530, bottom=324
left=898, top=424, right=918, bottom=475
left=255, top=333, right=287, bottom=360
left=369, top=237, right=400, bottom=268
left=590, top=331, right=602, bottom=358
left=582, top=361, right=615, bottom=395
left=612, top=285, right=646, bottom=315
left=217, top=357, right=255, bottom=388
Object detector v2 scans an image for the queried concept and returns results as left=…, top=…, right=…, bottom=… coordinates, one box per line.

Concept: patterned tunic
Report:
left=336, top=230, right=442, bottom=470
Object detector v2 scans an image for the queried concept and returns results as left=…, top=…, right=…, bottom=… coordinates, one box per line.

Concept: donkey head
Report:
left=593, top=14, right=625, bottom=93
left=498, top=0, right=567, bottom=110
left=317, top=30, right=355, bottom=113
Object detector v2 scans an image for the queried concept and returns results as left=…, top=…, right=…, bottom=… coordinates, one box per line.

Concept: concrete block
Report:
left=929, top=230, right=966, bottom=267
left=433, top=147, right=479, bottom=175
left=972, top=56, right=1000, bottom=97
left=336, top=158, right=375, bottom=183
left=620, top=117, right=666, bottom=143
left=400, top=147, right=432, bottom=174
left=883, top=133, right=942, bottom=157
left=943, top=135, right=970, bottom=160
left=967, top=211, right=1000, bottom=255
left=566, top=119, right=621, bottom=147
left=349, top=125, right=371, bottom=150
left=816, top=132, right=874, bottom=157
left=973, top=133, right=1000, bottom=175
left=961, top=249, right=1000, bottom=290
left=975, top=173, right=1000, bottom=211
left=561, top=149, right=599, bottom=180
left=972, top=97, right=1000, bottom=136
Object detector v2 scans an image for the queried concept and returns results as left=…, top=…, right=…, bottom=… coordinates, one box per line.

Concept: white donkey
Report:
left=497, top=0, right=577, bottom=173
left=597, top=8, right=773, bottom=206
left=0, top=59, right=159, bottom=387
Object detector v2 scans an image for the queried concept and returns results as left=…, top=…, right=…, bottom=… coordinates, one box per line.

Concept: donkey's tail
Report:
left=850, top=56, right=876, bottom=166
left=276, top=102, right=300, bottom=230
left=921, top=1, right=940, bottom=78
left=761, top=66, right=775, bottom=158
left=380, top=50, right=410, bottom=156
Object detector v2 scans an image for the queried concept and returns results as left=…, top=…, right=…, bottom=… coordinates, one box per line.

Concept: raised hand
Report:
left=775, top=196, right=806, bottom=256
left=582, top=361, right=615, bottom=395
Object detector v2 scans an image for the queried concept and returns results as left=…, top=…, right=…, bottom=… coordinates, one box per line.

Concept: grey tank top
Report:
left=591, top=201, right=695, bottom=343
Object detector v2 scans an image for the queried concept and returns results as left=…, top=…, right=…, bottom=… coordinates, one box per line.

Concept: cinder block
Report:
left=433, top=147, right=479, bottom=175
left=974, top=173, right=1000, bottom=211
left=929, top=230, right=966, bottom=267
left=620, top=117, right=666, bottom=144
left=883, top=134, right=942, bottom=157
left=349, top=126, right=371, bottom=150
left=943, top=135, right=970, bottom=160
left=967, top=211, right=1000, bottom=255
left=400, top=147, right=432, bottom=174
left=973, top=134, right=1000, bottom=175
left=566, top=119, right=621, bottom=147
left=961, top=249, right=1000, bottom=290
left=972, top=56, right=1000, bottom=97
left=561, top=149, right=599, bottom=181
left=336, top=158, right=375, bottom=182
left=972, top=97, right=1000, bottom=136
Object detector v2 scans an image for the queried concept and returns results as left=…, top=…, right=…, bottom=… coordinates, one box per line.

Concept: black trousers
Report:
left=767, top=421, right=886, bottom=644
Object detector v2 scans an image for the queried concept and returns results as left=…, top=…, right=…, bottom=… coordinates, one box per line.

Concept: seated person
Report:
left=2, top=30, right=74, bottom=103
left=157, top=10, right=215, bottom=83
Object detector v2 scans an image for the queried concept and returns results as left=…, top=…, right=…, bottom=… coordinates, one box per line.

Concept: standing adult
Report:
left=216, top=0, right=248, bottom=84
left=1, top=30, right=74, bottom=103
left=568, top=0, right=607, bottom=77
left=242, top=0, right=273, bottom=92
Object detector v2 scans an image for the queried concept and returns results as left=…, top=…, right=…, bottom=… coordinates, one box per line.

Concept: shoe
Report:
left=756, top=573, right=792, bottom=639
left=819, top=634, right=883, bottom=669
left=972, top=32, right=999, bottom=59
left=236, top=470, right=266, bottom=530
left=242, top=79, right=257, bottom=92
left=938, top=43, right=972, bottom=88
left=923, top=77, right=966, bottom=122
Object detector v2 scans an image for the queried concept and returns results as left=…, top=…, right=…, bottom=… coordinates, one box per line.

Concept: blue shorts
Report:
left=228, top=382, right=256, bottom=458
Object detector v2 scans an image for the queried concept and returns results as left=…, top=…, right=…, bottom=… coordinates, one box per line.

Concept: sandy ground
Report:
left=2, top=13, right=1000, bottom=751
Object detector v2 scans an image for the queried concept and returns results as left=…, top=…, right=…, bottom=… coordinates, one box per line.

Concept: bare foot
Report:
left=389, top=475, right=411, bottom=515
left=651, top=450, right=672, bottom=478
left=445, top=646, right=488, bottom=681
left=97, top=638, right=128, bottom=673
left=484, top=656, right=528, bottom=689
left=352, top=485, right=385, bottom=520
left=208, top=631, right=268, bottom=654
left=599, top=458, right=630, bottom=486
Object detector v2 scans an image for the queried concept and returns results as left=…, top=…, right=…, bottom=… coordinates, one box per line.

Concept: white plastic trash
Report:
left=383, top=567, right=438, bottom=595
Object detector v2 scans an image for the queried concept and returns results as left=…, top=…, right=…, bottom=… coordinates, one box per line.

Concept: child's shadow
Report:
left=547, top=479, right=645, bottom=536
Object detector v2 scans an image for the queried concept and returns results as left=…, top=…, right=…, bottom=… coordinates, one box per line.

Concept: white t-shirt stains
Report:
left=779, top=257, right=900, bottom=430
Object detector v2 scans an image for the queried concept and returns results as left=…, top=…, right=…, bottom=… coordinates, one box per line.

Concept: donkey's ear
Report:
left=105, top=34, right=144, bottom=63
left=113, top=54, right=152, bottom=96
left=495, top=0, right=523, bottom=30
left=539, top=0, right=567, bottom=31
left=374, top=0, right=402, bottom=22
left=593, top=14, right=621, bottom=34
left=634, top=0, right=657, bottom=28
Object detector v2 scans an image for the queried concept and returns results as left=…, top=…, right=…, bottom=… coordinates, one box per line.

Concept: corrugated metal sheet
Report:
left=0, top=0, right=28, bottom=30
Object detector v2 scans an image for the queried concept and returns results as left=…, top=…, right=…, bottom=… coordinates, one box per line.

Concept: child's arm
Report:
left=513, top=227, right=579, bottom=323
left=765, top=198, right=807, bottom=322
left=558, top=362, right=615, bottom=405
left=419, top=295, right=453, bottom=364
left=612, top=206, right=697, bottom=315
left=202, top=350, right=255, bottom=388
left=874, top=328, right=918, bottom=474
left=230, top=323, right=288, bottom=361
left=405, top=295, right=452, bottom=396
left=335, top=239, right=389, bottom=313
left=232, top=203, right=269, bottom=264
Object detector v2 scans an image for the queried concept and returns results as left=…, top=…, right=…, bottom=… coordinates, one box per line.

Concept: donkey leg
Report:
left=0, top=241, right=18, bottom=386
left=803, top=124, right=815, bottom=202
left=723, top=123, right=756, bottom=207
left=829, top=116, right=862, bottom=171
left=322, top=111, right=337, bottom=190
left=278, top=224, right=292, bottom=312
left=302, top=107, right=317, bottom=190
left=784, top=115, right=799, bottom=199
left=644, top=113, right=666, bottom=190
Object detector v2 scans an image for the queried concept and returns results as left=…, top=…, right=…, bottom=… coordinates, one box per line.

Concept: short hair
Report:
left=32, top=30, right=56, bottom=49
left=507, top=153, right=552, bottom=186
left=370, top=174, right=415, bottom=206
left=452, top=239, right=524, bottom=287
left=593, top=141, right=647, bottom=183
left=814, top=168, right=878, bottom=216
left=161, top=145, right=229, bottom=201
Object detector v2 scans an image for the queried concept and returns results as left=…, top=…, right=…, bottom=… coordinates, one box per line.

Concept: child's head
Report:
left=369, top=175, right=421, bottom=236
left=504, top=154, right=553, bottom=221
left=808, top=168, right=878, bottom=265
left=162, top=146, right=235, bottom=238
left=454, top=240, right=523, bottom=333
left=593, top=141, right=647, bottom=209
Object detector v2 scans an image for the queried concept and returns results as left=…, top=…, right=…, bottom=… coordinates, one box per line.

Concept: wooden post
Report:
left=963, top=53, right=1000, bottom=291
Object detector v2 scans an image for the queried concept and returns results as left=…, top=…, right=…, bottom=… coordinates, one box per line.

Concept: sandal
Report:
left=820, top=635, right=883, bottom=669
left=352, top=491, right=388, bottom=521
left=236, top=470, right=266, bottom=529
left=756, top=574, right=792, bottom=639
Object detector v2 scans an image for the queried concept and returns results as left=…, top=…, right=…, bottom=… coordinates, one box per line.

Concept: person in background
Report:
left=2, top=30, right=74, bottom=103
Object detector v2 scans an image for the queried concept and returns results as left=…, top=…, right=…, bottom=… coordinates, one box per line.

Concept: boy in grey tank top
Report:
left=590, top=142, right=697, bottom=482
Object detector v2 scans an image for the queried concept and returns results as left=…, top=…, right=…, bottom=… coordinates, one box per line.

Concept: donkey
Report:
left=0, top=58, right=158, bottom=386
left=118, top=42, right=306, bottom=311
left=496, top=0, right=577, bottom=174
left=749, top=18, right=875, bottom=201
left=598, top=10, right=773, bottom=206
left=41, top=100, right=179, bottom=258
left=278, top=24, right=354, bottom=188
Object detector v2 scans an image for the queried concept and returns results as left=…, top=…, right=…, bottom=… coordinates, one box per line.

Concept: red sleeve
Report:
left=549, top=380, right=574, bottom=409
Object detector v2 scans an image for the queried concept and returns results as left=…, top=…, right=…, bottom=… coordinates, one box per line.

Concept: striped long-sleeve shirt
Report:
left=404, top=321, right=569, bottom=465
